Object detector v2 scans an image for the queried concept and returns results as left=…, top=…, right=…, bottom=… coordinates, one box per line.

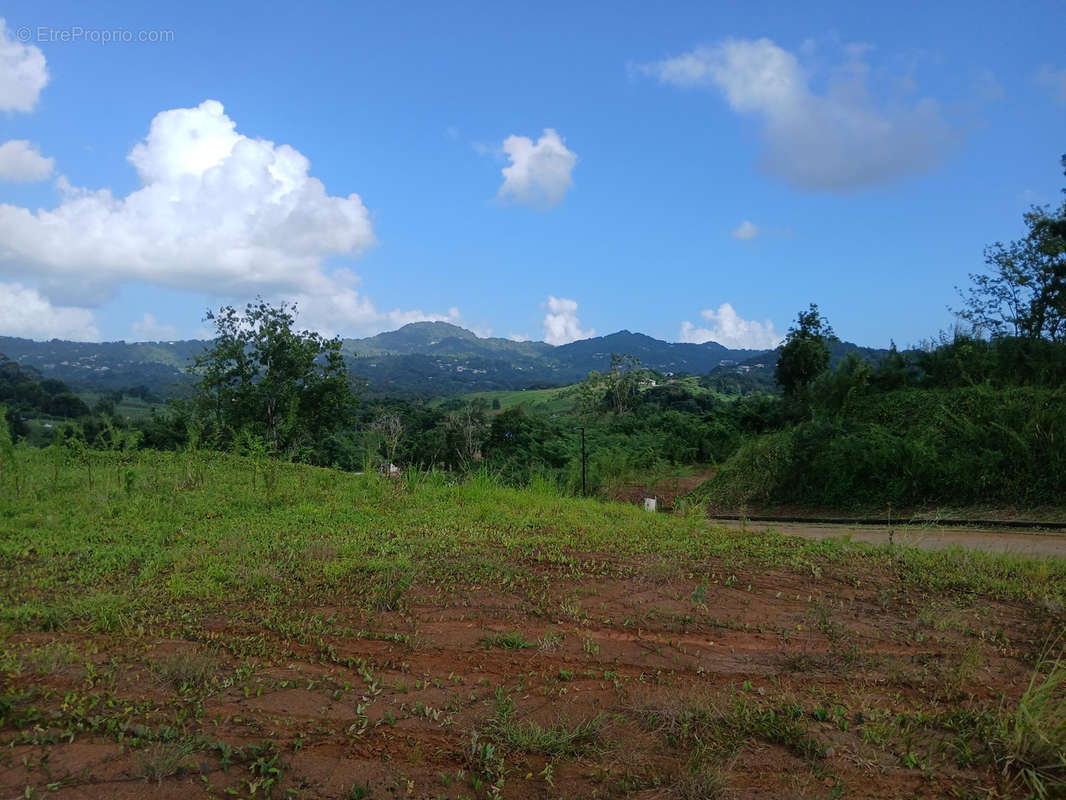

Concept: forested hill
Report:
left=0, top=323, right=887, bottom=396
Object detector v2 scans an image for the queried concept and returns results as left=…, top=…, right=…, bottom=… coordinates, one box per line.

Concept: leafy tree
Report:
left=775, top=304, right=837, bottom=397
left=957, top=154, right=1066, bottom=341
left=191, top=299, right=356, bottom=457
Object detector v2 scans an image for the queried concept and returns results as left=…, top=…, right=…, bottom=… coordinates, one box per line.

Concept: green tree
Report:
left=191, top=299, right=356, bottom=457
left=775, top=304, right=836, bottom=397
left=957, top=154, right=1066, bottom=341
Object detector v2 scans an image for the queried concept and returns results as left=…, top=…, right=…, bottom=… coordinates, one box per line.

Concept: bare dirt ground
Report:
left=717, top=519, right=1066, bottom=558
left=1, top=552, right=1056, bottom=799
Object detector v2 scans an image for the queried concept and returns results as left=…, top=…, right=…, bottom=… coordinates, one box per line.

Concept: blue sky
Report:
left=0, top=0, right=1063, bottom=348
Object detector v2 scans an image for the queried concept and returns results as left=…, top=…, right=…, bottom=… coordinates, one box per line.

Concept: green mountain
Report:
left=0, top=324, right=889, bottom=397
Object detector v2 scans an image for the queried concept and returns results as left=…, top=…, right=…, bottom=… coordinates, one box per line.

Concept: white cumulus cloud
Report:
left=543, top=295, right=594, bottom=345
left=0, top=140, right=54, bottom=181
left=732, top=220, right=759, bottom=240
left=640, top=38, right=958, bottom=191
left=131, top=312, right=178, bottom=341
left=0, top=99, right=459, bottom=338
left=0, top=282, right=98, bottom=340
left=679, top=303, right=781, bottom=349
left=498, top=129, right=577, bottom=209
left=0, top=18, right=48, bottom=112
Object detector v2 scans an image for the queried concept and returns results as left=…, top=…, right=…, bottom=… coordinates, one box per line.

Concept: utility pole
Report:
left=575, top=426, right=586, bottom=497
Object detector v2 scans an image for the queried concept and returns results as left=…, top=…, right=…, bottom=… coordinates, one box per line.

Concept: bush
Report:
left=697, top=385, right=1066, bottom=509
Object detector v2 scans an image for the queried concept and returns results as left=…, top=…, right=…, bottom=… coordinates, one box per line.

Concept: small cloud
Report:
left=0, top=140, right=54, bottom=181
left=508, top=333, right=531, bottom=342
left=1037, top=65, right=1066, bottom=105
left=498, top=129, right=577, bottom=209
left=0, top=18, right=49, bottom=112
left=732, top=220, right=759, bottom=240
left=638, top=37, right=958, bottom=192
left=0, top=282, right=98, bottom=340
left=543, top=296, right=594, bottom=345
left=679, top=303, right=781, bottom=349
left=131, top=312, right=178, bottom=341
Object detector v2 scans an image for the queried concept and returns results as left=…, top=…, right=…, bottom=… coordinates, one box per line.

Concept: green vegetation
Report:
left=999, top=650, right=1066, bottom=798
left=189, top=299, right=355, bottom=457
left=775, top=303, right=837, bottom=398
left=4, top=155, right=1066, bottom=520
left=0, top=448, right=1062, bottom=634
left=699, top=156, right=1066, bottom=512
left=957, top=153, right=1066, bottom=342
left=445, top=384, right=578, bottom=415
left=1, top=449, right=1064, bottom=797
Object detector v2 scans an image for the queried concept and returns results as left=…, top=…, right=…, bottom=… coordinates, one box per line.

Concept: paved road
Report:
left=713, top=519, right=1066, bottom=558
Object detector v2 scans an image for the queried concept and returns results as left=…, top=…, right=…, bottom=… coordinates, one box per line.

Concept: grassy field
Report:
left=1, top=449, right=1065, bottom=798
left=442, top=385, right=578, bottom=415
left=77, top=392, right=161, bottom=421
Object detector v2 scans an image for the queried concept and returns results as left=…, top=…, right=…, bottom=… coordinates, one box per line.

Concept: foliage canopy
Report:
left=190, top=300, right=356, bottom=456
left=957, top=154, right=1066, bottom=341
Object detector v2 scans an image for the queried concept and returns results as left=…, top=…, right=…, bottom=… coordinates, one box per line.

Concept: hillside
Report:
left=0, top=325, right=887, bottom=397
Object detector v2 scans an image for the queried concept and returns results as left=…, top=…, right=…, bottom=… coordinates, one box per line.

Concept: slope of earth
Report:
left=1, top=452, right=1065, bottom=799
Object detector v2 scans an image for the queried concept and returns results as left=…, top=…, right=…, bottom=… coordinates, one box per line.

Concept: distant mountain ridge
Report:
left=0, top=322, right=888, bottom=396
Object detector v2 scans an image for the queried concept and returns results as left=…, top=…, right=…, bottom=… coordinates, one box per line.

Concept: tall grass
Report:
left=1000, top=650, right=1066, bottom=798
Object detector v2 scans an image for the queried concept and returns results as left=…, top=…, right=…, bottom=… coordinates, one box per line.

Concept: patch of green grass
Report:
left=369, top=566, right=414, bottom=611
left=488, top=690, right=604, bottom=756
left=479, top=631, right=534, bottom=650
left=440, top=385, right=578, bottom=415
left=494, top=714, right=605, bottom=756
left=23, top=641, right=79, bottom=675
left=999, top=651, right=1066, bottom=798
left=0, top=448, right=1064, bottom=641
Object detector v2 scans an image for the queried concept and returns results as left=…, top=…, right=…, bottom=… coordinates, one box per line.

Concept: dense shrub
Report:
left=700, top=385, right=1066, bottom=509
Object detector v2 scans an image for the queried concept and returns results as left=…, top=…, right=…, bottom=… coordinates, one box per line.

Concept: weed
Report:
left=671, top=765, right=726, bottom=800
left=479, top=631, right=533, bottom=650
left=157, top=650, right=217, bottom=692
left=487, top=689, right=604, bottom=756
left=538, top=630, right=564, bottom=651
left=23, top=642, right=79, bottom=675
left=998, top=650, right=1066, bottom=798
left=133, top=741, right=196, bottom=782
left=370, top=567, right=414, bottom=611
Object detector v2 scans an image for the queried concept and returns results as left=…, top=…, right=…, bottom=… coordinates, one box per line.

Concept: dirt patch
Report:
left=1, top=554, right=1058, bottom=799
